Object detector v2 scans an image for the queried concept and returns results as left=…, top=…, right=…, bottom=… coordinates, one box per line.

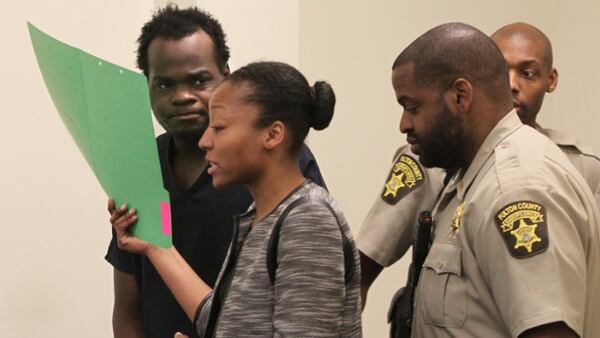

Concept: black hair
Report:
left=136, top=4, right=230, bottom=76
left=392, top=22, right=510, bottom=103
left=226, top=61, right=335, bottom=153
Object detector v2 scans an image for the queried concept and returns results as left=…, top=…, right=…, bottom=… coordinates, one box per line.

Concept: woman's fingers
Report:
left=113, top=209, right=138, bottom=231
left=109, top=204, right=130, bottom=224
left=107, top=198, right=115, bottom=214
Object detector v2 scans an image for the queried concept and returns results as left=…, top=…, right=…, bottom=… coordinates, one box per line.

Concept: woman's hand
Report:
left=108, top=199, right=152, bottom=255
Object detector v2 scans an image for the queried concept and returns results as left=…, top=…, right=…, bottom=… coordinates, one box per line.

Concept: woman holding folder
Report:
left=111, top=61, right=362, bottom=337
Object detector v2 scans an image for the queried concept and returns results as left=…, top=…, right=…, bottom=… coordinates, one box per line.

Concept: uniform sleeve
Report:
left=104, top=228, right=137, bottom=275
left=298, top=143, right=328, bottom=190
left=472, top=185, right=588, bottom=337
left=357, top=149, right=445, bottom=267
left=272, top=202, right=346, bottom=337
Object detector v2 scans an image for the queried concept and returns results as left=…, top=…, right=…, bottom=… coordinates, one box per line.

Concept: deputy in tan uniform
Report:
left=358, top=22, right=600, bottom=311
left=392, top=23, right=600, bottom=338
left=492, top=22, right=600, bottom=206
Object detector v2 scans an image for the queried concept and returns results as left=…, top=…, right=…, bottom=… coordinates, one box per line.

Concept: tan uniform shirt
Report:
left=537, top=125, right=600, bottom=208
left=357, top=145, right=445, bottom=266
left=412, top=112, right=600, bottom=338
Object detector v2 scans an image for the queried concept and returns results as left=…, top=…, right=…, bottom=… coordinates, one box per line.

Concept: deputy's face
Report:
left=393, top=64, right=466, bottom=169
left=493, top=33, right=557, bottom=126
left=147, top=30, right=226, bottom=142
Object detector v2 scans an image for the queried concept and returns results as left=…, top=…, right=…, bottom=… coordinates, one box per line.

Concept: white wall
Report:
left=195, top=0, right=299, bottom=68
left=299, top=1, right=600, bottom=336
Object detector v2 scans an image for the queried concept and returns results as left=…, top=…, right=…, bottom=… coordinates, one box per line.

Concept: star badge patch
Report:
left=381, top=154, right=425, bottom=205
left=494, top=200, right=549, bottom=258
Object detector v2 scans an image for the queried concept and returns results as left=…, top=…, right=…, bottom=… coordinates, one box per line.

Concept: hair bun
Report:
left=310, top=81, right=336, bottom=130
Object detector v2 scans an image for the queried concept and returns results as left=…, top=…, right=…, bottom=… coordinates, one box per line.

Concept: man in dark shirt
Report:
left=105, top=6, right=326, bottom=338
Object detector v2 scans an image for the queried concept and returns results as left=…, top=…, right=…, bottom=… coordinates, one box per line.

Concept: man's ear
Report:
left=447, top=77, right=473, bottom=114
left=223, top=63, right=231, bottom=77
left=547, top=68, right=558, bottom=93
left=264, top=121, right=285, bottom=150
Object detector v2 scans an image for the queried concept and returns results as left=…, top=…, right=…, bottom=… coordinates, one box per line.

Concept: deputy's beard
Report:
left=417, top=102, right=468, bottom=170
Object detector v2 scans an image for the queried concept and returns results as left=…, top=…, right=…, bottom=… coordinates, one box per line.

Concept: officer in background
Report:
left=358, top=22, right=600, bottom=314
left=391, top=22, right=599, bottom=337
left=492, top=22, right=600, bottom=206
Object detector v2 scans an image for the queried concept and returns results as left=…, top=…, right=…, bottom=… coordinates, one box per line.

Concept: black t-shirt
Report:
left=105, top=133, right=326, bottom=338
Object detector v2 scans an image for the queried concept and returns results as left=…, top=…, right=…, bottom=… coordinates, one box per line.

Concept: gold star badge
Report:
left=381, top=154, right=425, bottom=205
left=511, top=219, right=542, bottom=253
left=383, top=173, right=405, bottom=198
left=495, top=200, right=548, bottom=258
left=451, top=203, right=465, bottom=232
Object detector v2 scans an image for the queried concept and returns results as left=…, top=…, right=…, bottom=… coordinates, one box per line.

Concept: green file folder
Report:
left=28, top=22, right=172, bottom=248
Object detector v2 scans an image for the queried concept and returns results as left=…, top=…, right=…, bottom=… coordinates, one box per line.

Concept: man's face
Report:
left=493, top=33, right=557, bottom=126
left=392, top=64, right=467, bottom=169
left=147, top=30, right=226, bottom=142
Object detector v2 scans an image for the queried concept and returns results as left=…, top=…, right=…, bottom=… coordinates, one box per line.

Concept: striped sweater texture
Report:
left=195, top=181, right=362, bottom=337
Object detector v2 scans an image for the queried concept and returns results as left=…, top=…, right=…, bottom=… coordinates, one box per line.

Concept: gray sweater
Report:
left=195, top=181, right=362, bottom=337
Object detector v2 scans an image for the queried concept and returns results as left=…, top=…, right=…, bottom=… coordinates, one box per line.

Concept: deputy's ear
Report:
left=223, top=64, right=231, bottom=77
left=264, top=121, right=285, bottom=150
left=448, top=77, right=473, bottom=114
left=547, top=68, right=558, bottom=93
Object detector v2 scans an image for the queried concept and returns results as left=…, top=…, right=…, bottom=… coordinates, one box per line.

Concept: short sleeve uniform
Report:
left=537, top=125, right=600, bottom=208
left=105, top=134, right=327, bottom=338
left=412, top=112, right=600, bottom=338
left=357, top=145, right=446, bottom=266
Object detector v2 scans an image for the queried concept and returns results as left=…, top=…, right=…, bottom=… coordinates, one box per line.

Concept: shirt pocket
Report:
left=419, top=241, right=468, bottom=328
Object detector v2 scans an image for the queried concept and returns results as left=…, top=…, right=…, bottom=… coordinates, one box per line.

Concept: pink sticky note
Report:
left=160, top=201, right=172, bottom=235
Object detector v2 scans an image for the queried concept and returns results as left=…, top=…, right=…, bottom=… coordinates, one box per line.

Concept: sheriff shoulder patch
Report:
left=381, top=154, right=425, bottom=205
left=494, top=200, right=549, bottom=258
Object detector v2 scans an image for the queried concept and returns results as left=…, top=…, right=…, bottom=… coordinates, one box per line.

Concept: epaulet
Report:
left=541, top=127, right=600, bottom=161
left=493, top=130, right=548, bottom=194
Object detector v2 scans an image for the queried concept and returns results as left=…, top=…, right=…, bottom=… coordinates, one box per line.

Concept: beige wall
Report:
left=1, top=2, right=153, bottom=336
left=299, top=1, right=600, bottom=336
left=2, top=0, right=599, bottom=337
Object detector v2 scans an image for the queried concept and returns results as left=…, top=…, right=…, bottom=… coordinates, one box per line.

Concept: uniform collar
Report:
left=451, top=110, right=523, bottom=201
